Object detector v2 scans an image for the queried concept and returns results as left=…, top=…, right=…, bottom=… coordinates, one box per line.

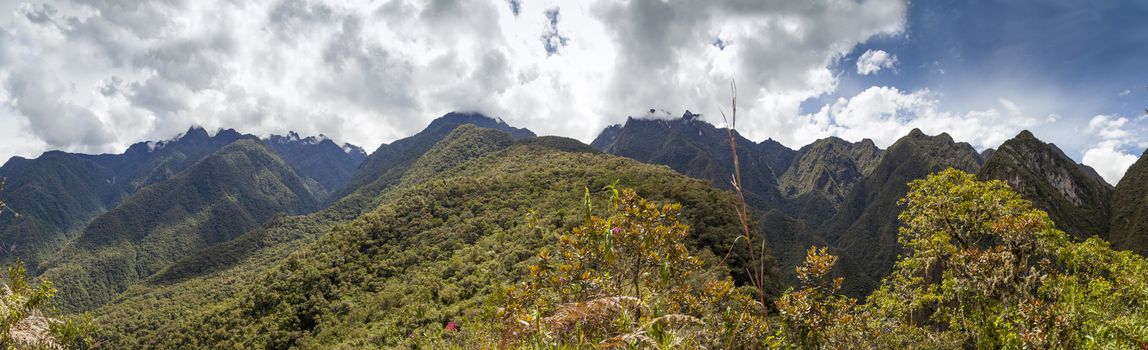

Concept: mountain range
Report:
left=0, top=111, right=1145, bottom=347
left=591, top=112, right=1144, bottom=294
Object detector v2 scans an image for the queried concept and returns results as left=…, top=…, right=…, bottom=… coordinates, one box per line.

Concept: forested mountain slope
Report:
left=0, top=127, right=250, bottom=270
left=40, top=140, right=321, bottom=311
left=822, top=129, right=984, bottom=294
left=591, top=114, right=1148, bottom=296
left=84, top=125, right=769, bottom=348
left=1110, top=149, right=1148, bottom=255
left=337, top=112, right=535, bottom=201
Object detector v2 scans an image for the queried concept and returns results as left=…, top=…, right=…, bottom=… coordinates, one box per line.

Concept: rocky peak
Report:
left=341, top=143, right=367, bottom=157
left=778, top=137, right=883, bottom=206
left=1109, top=149, right=1148, bottom=254
left=430, top=112, right=535, bottom=139
left=269, top=131, right=333, bottom=146
left=977, top=130, right=1113, bottom=239
left=179, top=126, right=211, bottom=142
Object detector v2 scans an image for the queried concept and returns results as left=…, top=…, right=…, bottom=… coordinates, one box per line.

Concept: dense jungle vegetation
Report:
left=0, top=120, right=1145, bottom=349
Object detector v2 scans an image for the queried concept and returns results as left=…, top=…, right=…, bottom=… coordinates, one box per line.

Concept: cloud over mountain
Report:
left=0, top=0, right=1143, bottom=182
left=0, top=0, right=907, bottom=159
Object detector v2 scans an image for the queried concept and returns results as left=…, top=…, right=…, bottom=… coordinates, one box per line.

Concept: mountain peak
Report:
left=936, top=132, right=954, bottom=143
left=341, top=143, right=366, bottom=156
left=1015, top=129, right=1037, bottom=140
left=434, top=112, right=502, bottom=127
left=429, top=112, right=535, bottom=139
left=269, top=131, right=333, bottom=146
left=978, top=129, right=1114, bottom=239
left=181, top=126, right=210, bottom=141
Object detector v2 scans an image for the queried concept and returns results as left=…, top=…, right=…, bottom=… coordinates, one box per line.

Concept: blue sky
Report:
left=0, top=0, right=1145, bottom=183
left=820, top=0, right=1148, bottom=182
left=848, top=0, right=1147, bottom=121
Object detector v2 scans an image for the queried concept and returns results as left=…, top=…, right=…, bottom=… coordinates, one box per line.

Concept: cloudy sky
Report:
left=1, top=0, right=1146, bottom=183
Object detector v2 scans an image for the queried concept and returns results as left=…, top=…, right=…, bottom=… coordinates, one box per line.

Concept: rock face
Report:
left=977, top=130, right=1113, bottom=239
left=1110, top=150, right=1148, bottom=255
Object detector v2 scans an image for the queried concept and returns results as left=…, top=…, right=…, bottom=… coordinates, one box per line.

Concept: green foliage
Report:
left=0, top=260, right=92, bottom=350
left=502, top=187, right=771, bottom=349
left=1109, top=148, right=1148, bottom=255
left=60, top=122, right=1148, bottom=349
left=819, top=130, right=984, bottom=295
left=977, top=130, right=1113, bottom=240
left=0, top=128, right=249, bottom=271
left=871, top=168, right=1066, bottom=347
left=40, top=140, right=321, bottom=311
left=776, top=247, right=855, bottom=349
left=84, top=134, right=763, bottom=349
left=862, top=168, right=1148, bottom=349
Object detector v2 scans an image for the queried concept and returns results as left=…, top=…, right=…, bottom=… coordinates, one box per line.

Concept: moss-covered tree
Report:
left=866, top=168, right=1148, bottom=348
left=502, top=187, right=770, bottom=348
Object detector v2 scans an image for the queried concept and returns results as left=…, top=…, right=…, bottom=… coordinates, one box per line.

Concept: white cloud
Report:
left=0, top=0, right=908, bottom=161
left=1081, top=114, right=1142, bottom=184
left=1118, top=89, right=1131, bottom=97
left=783, top=86, right=1040, bottom=150
left=856, top=49, right=897, bottom=75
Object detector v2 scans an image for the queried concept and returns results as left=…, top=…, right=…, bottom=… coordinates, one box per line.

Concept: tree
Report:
left=866, top=168, right=1148, bottom=348
left=501, top=187, right=769, bottom=348
left=775, top=247, right=856, bottom=349
left=0, top=181, right=90, bottom=350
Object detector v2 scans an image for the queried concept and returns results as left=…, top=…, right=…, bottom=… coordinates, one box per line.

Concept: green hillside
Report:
left=779, top=137, right=882, bottom=206
left=0, top=128, right=251, bottom=270
left=0, top=152, right=119, bottom=269
left=83, top=126, right=770, bottom=348
left=39, top=140, right=320, bottom=311
left=820, top=129, right=984, bottom=295
left=778, top=137, right=883, bottom=224
left=338, top=112, right=535, bottom=201
left=1110, top=149, right=1148, bottom=255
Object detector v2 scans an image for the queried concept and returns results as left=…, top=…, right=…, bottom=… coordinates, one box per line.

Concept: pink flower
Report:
left=445, top=321, right=460, bottom=332
left=611, top=227, right=622, bottom=234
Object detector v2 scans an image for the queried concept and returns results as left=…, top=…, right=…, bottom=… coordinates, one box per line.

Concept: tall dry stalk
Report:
left=718, top=80, right=770, bottom=309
